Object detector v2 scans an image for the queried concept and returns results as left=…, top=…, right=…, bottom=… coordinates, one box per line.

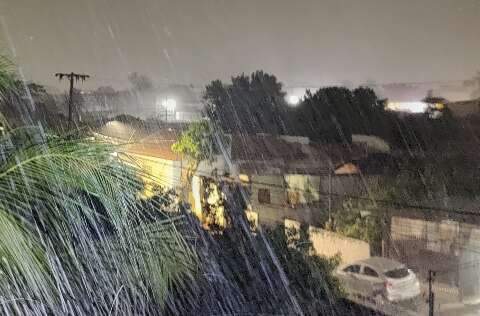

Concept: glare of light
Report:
left=161, top=98, right=177, bottom=111
left=387, top=101, right=428, bottom=113
left=287, top=95, right=300, bottom=105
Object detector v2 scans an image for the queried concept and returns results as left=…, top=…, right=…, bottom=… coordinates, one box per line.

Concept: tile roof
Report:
left=96, top=121, right=183, bottom=161
left=230, top=134, right=366, bottom=175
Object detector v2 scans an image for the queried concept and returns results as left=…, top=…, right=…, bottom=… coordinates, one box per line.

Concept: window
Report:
left=363, top=266, right=379, bottom=278
left=385, top=267, right=409, bottom=279
left=258, top=188, right=270, bottom=204
left=343, top=265, right=360, bottom=274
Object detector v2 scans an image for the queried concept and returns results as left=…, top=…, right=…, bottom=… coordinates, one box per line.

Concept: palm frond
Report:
left=0, top=55, right=16, bottom=102
left=0, top=125, right=196, bottom=314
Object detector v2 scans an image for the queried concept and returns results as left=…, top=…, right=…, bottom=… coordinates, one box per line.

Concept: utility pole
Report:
left=428, top=270, right=436, bottom=316
left=328, top=172, right=332, bottom=224
left=55, top=72, right=90, bottom=127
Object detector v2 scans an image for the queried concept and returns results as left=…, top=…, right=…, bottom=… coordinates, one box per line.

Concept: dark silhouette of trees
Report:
left=290, top=86, right=388, bottom=143
left=128, top=72, right=154, bottom=91
left=204, top=71, right=464, bottom=149
left=204, top=71, right=289, bottom=135
left=464, top=71, right=480, bottom=99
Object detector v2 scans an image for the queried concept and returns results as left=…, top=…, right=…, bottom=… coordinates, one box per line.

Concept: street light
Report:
left=161, top=98, right=176, bottom=121
left=287, top=95, right=300, bottom=105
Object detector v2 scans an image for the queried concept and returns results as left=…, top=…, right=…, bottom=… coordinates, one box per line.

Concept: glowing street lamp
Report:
left=160, top=98, right=176, bottom=121
left=162, top=98, right=177, bottom=111
left=287, top=95, right=300, bottom=105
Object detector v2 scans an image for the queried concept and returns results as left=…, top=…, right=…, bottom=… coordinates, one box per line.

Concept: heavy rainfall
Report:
left=1, top=0, right=480, bottom=315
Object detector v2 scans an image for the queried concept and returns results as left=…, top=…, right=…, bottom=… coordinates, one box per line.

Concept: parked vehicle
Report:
left=335, top=257, right=421, bottom=302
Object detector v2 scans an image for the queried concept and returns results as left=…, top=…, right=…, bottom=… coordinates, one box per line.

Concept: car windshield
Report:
left=384, top=267, right=409, bottom=279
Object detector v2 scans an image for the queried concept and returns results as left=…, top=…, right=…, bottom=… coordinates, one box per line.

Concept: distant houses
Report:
left=229, top=134, right=371, bottom=228
left=82, top=84, right=203, bottom=122
left=94, top=121, right=381, bottom=227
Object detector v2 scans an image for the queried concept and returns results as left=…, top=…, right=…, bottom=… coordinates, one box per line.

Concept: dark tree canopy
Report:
left=204, top=71, right=288, bottom=135
left=128, top=72, right=154, bottom=91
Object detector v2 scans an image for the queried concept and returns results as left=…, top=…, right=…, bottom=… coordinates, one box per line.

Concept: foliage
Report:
left=0, top=121, right=196, bottom=314
left=172, top=120, right=217, bottom=162
left=0, top=54, right=16, bottom=102
left=464, top=71, right=480, bottom=99
left=128, top=72, right=154, bottom=91
left=113, top=113, right=145, bottom=128
left=204, top=71, right=289, bottom=135
left=204, top=71, right=389, bottom=144
left=294, top=86, right=388, bottom=143
left=332, top=199, right=383, bottom=253
left=265, top=224, right=344, bottom=314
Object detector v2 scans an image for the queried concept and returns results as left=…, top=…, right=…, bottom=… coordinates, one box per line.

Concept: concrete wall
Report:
left=308, top=225, right=371, bottom=264
left=285, top=219, right=370, bottom=264
left=250, top=174, right=286, bottom=207
left=284, top=174, right=321, bottom=204
left=389, top=214, right=480, bottom=299
left=126, top=153, right=183, bottom=197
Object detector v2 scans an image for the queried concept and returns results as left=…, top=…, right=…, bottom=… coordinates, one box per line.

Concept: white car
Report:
left=335, top=257, right=421, bottom=302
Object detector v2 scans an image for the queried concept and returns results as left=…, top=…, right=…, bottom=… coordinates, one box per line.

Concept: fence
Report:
left=386, top=210, right=480, bottom=307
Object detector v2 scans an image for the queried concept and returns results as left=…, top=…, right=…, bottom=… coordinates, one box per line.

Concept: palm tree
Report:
left=0, top=54, right=16, bottom=129
left=0, top=58, right=196, bottom=315
left=0, top=126, right=196, bottom=314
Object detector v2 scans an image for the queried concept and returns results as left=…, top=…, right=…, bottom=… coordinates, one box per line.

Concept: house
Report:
left=83, top=84, right=202, bottom=122
left=95, top=120, right=187, bottom=198
left=228, top=134, right=371, bottom=228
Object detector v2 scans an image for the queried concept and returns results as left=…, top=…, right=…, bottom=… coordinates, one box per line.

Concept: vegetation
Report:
left=204, top=71, right=289, bottom=135
left=0, top=59, right=196, bottom=314
left=172, top=120, right=217, bottom=162
left=204, top=71, right=389, bottom=143
left=128, top=72, right=154, bottom=91
left=293, top=86, right=388, bottom=143
left=200, top=217, right=345, bottom=315
left=0, top=126, right=196, bottom=314
left=265, top=224, right=344, bottom=313
left=331, top=199, right=383, bottom=254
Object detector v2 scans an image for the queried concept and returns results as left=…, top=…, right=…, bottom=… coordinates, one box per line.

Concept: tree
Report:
left=204, top=71, right=289, bottom=135
left=265, top=224, right=344, bottom=314
left=331, top=198, right=383, bottom=255
left=128, top=72, right=154, bottom=91
left=95, top=85, right=116, bottom=95
left=464, top=71, right=480, bottom=99
left=0, top=54, right=16, bottom=103
left=172, top=120, right=217, bottom=162
left=0, top=104, right=196, bottom=313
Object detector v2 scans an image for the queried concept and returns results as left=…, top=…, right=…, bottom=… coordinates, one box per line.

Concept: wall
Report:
left=284, top=174, right=321, bottom=204
left=285, top=219, right=370, bottom=264
left=389, top=214, right=480, bottom=301
left=308, top=226, right=371, bottom=264
left=250, top=174, right=287, bottom=207
left=125, top=153, right=183, bottom=198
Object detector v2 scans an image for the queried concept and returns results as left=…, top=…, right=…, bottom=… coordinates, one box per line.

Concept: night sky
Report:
left=1, top=0, right=479, bottom=91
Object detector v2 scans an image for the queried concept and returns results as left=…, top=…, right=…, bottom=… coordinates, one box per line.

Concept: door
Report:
left=360, top=265, right=384, bottom=298
left=340, top=264, right=362, bottom=298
